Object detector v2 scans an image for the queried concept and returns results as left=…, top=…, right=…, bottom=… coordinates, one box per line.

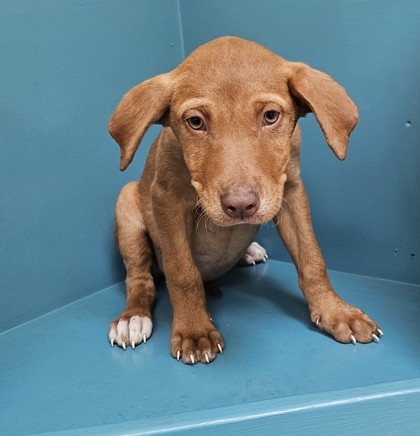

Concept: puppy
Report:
left=108, top=36, right=382, bottom=364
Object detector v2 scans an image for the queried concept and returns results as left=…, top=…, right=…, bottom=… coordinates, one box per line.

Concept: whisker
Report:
left=265, top=203, right=283, bottom=227
left=282, top=197, right=292, bottom=211
left=272, top=210, right=281, bottom=226
left=195, top=196, right=206, bottom=230
left=196, top=210, right=208, bottom=230
left=194, top=195, right=213, bottom=232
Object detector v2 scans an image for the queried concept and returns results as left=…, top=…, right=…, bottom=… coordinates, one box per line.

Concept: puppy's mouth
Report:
left=212, top=212, right=275, bottom=227
left=195, top=195, right=282, bottom=227
left=192, top=177, right=287, bottom=227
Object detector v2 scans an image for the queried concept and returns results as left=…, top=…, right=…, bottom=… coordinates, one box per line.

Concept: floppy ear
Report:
left=108, top=72, right=173, bottom=171
left=287, top=62, right=358, bottom=160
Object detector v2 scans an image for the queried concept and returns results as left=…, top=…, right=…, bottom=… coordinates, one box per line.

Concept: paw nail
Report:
left=190, top=354, right=195, bottom=365
left=111, top=338, right=114, bottom=347
left=350, top=335, right=356, bottom=345
left=131, top=341, right=135, bottom=349
left=143, top=334, right=147, bottom=344
left=372, top=334, right=379, bottom=343
left=122, top=341, right=126, bottom=351
left=217, top=343, right=223, bottom=354
left=252, top=260, right=256, bottom=266
left=176, top=350, right=181, bottom=361
left=205, top=353, right=210, bottom=364
left=315, top=317, right=320, bottom=326
left=377, top=328, right=384, bottom=336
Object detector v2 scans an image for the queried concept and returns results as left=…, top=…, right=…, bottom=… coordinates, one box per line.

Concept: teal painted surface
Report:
left=1, top=0, right=418, bottom=334
left=180, top=0, right=420, bottom=284
left=1, top=2, right=419, bottom=433
left=1, top=262, right=420, bottom=434
left=35, top=381, right=420, bottom=435
left=0, top=0, right=184, bottom=332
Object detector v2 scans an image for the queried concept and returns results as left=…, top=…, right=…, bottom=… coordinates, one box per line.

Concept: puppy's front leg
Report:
left=276, top=177, right=382, bottom=344
left=152, top=185, right=224, bottom=364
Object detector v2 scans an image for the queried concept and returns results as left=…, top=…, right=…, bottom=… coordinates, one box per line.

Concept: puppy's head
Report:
left=109, top=36, right=358, bottom=226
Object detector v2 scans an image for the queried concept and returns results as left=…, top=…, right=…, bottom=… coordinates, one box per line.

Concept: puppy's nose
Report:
left=221, top=189, right=260, bottom=220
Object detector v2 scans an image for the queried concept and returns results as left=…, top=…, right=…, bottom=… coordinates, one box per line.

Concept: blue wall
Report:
left=0, top=0, right=184, bottom=332
left=1, top=0, right=419, bottom=332
left=180, top=0, right=420, bottom=284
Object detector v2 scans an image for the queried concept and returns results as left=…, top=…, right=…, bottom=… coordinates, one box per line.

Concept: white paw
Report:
left=109, top=315, right=153, bottom=350
left=239, top=242, right=268, bottom=266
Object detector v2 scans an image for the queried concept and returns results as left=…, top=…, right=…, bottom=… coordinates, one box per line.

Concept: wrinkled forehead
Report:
left=172, top=42, right=290, bottom=111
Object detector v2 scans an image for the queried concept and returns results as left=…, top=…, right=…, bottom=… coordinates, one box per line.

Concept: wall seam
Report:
left=176, top=0, right=186, bottom=59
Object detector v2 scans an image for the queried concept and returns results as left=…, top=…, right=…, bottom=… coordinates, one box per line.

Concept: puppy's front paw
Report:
left=311, top=299, right=383, bottom=344
left=109, top=311, right=153, bottom=350
left=171, top=322, right=224, bottom=365
left=238, top=241, right=268, bottom=266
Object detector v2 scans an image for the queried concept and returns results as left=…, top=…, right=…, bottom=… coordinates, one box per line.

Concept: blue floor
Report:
left=1, top=260, right=420, bottom=435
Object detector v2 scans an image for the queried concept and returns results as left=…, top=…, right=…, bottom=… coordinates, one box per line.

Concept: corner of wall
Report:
left=176, top=0, right=186, bottom=59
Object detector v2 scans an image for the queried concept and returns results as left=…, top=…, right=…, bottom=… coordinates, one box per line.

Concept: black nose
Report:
left=221, top=189, right=260, bottom=219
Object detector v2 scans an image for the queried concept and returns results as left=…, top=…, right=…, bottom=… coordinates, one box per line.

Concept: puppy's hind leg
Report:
left=238, top=242, right=268, bottom=266
left=109, top=181, right=155, bottom=350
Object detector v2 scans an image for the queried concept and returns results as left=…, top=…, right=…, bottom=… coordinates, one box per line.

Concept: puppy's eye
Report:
left=263, top=110, right=280, bottom=125
left=187, top=116, right=205, bottom=131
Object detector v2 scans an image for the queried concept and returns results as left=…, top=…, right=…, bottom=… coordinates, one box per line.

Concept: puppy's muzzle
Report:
left=220, top=188, right=260, bottom=220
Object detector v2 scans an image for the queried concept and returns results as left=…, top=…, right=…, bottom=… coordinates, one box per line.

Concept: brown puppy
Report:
left=108, top=36, right=382, bottom=365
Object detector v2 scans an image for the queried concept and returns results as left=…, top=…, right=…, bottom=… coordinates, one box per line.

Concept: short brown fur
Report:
left=108, top=37, right=380, bottom=364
